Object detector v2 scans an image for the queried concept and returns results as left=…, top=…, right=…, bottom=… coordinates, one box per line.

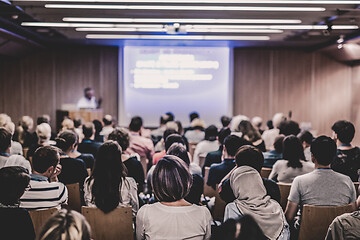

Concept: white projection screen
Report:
left=119, top=46, right=233, bottom=127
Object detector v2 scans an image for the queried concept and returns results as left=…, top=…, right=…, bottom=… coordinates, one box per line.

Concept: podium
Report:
left=56, top=109, right=103, bottom=131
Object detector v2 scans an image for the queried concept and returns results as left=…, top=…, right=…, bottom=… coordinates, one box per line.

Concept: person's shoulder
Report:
left=125, top=176, right=137, bottom=186
left=332, top=170, right=353, bottom=182
left=210, top=162, right=223, bottom=170
left=192, top=205, right=212, bottom=218
left=79, top=153, right=94, bottom=160
left=273, top=159, right=287, bottom=167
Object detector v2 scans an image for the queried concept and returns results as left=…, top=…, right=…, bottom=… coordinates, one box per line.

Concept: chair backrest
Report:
left=260, top=167, right=272, bottom=179
left=298, top=204, right=354, bottom=240
left=203, top=167, right=216, bottom=197
left=66, top=183, right=81, bottom=212
left=189, top=143, right=197, bottom=160
left=212, top=185, right=227, bottom=221
left=82, top=206, right=134, bottom=240
left=278, top=182, right=292, bottom=210
left=29, top=207, right=58, bottom=237
left=140, top=156, right=148, bottom=178
left=354, top=182, right=359, bottom=197
left=198, top=153, right=207, bottom=168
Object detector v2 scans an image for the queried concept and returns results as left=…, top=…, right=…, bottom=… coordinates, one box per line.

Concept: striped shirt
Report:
left=20, top=174, right=68, bottom=210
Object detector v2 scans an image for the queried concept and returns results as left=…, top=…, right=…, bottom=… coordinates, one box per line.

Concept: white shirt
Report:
left=193, top=140, right=220, bottom=166
left=100, top=126, right=114, bottom=141
left=77, top=96, right=97, bottom=109
left=0, top=155, right=31, bottom=173
left=10, top=140, right=23, bottom=156
left=136, top=202, right=212, bottom=240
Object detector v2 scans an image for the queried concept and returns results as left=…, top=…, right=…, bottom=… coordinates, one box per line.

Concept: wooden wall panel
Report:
left=351, top=65, right=360, bottom=144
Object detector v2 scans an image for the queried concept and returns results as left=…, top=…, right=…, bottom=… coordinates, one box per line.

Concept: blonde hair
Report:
left=165, top=121, right=179, bottom=132
left=16, top=116, right=34, bottom=144
left=61, top=118, right=75, bottom=131
left=38, top=209, right=91, bottom=240
left=36, top=123, right=52, bottom=144
left=4, top=121, right=15, bottom=135
left=0, top=114, right=11, bottom=127
left=190, top=118, right=206, bottom=129
left=272, top=113, right=286, bottom=129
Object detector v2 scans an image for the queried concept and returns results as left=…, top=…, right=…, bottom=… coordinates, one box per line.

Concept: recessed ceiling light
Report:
left=45, top=4, right=326, bottom=11
left=13, top=0, right=360, bottom=3
left=85, top=34, right=271, bottom=40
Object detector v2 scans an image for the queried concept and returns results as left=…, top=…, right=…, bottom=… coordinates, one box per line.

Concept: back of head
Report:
left=56, top=130, right=77, bottom=152
left=224, top=135, right=252, bottom=157
left=152, top=155, right=192, bottom=202
left=167, top=143, right=190, bottom=166
left=332, top=120, right=355, bottom=145
left=39, top=209, right=91, bottom=240
left=129, top=116, right=143, bottom=132
left=4, top=121, right=15, bottom=135
left=73, top=118, right=82, bottom=129
left=90, top=141, right=127, bottom=213
left=219, top=127, right=231, bottom=145
left=251, top=116, right=263, bottom=129
left=231, top=115, right=249, bottom=132
left=32, top=146, right=59, bottom=174
left=108, top=127, right=130, bottom=151
left=165, top=121, right=179, bottom=133
left=311, top=136, right=337, bottom=166
left=297, top=130, right=313, bottom=145
left=279, top=120, right=300, bottom=136
left=272, top=113, right=286, bottom=129
left=83, top=122, right=95, bottom=139
left=92, top=120, right=103, bottom=134
left=189, top=112, right=199, bottom=122
left=160, top=114, right=171, bottom=125
left=235, top=145, right=264, bottom=173
left=273, top=134, right=285, bottom=153
left=266, top=120, right=274, bottom=130
left=37, top=115, right=50, bottom=126
left=238, top=120, right=261, bottom=142
left=20, top=116, right=34, bottom=131
left=165, top=134, right=186, bottom=151
left=103, top=114, right=113, bottom=126
left=190, top=118, right=206, bottom=130
left=0, top=166, right=30, bottom=206
left=221, top=116, right=232, bottom=128
left=166, top=112, right=175, bottom=122
left=0, top=113, right=11, bottom=127
left=205, top=125, right=218, bottom=141
left=36, top=123, right=52, bottom=143
left=163, top=128, right=178, bottom=141
left=282, top=135, right=305, bottom=168
left=61, top=118, right=74, bottom=131
left=0, top=127, right=11, bottom=152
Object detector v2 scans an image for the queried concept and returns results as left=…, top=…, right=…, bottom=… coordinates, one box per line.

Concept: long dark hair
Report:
left=87, top=141, right=127, bottom=213
left=283, top=135, right=305, bottom=168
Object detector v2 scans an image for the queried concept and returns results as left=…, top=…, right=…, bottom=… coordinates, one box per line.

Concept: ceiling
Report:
left=1, top=0, right=360, bottom=49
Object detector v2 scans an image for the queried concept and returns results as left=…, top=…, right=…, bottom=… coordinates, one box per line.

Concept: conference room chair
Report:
left=198, top=153, right=207, bottom=169
left=189, top=143, right=197, bottom=160
left=28, top=207, right=58, bottom=237
left=278, top=182, right=292, bottom=211
left=82, top=206, right=134, bottom=240
left=66, top=183, right=81, bottom=212
left=260, top=167, right=272, bottom=179
left=212, top=184, right=226, bottom=221
left=298, top=204, right=354, bottom=240
left=203, top=167, right=216, bottom=198
left=354, top=182, right=359, bottom=197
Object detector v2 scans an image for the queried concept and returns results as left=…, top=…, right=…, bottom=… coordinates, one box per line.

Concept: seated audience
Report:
left=167, top=143, right=204, bottom=205
left=184, top=111, right=200, bottom=133
left=0, top=128, right=31, bottom=173
left=78, top=122, right=102, bottom=158
left=56, top=131, right=88, bottom=187
left=331, top=120, right=360, bottom=182
left=126, top=116, right=155, bottom=164
left=263, top=134, right=285, bottom=168
left=193, top=125, right=220, bottom=166
left=27, top=123, right=52, bottom=160
left=262, top=113, right=286, bottom=150
left=325, top=210, right=360, bottom=240
left=20, top=146, right=68, bottom=210
left=297, top=130, right=313, bottom=161
left=279, top=120, right=301, bottom=136
left=73, top=118, right=84, bottom=143
left=269, top=135, right=314, bottom=183
left=153, top=127, right=178, bottom=159
left=220, top=115, right=231, bottom=128
left=92, top=119, right=104, bottom=142
left=202, top=127, right=231, bottom=176
left=251, top=116, right=264, bottom=135
left=14, top=116, right=36, bottom=148
left=0, top=166, right=35, bottom=240
left=38, top=209, right=91, bottom=240
left=136, top=155, right=212, bottom=240
left=207, top=135, right=250, bottom=190
left=223, top=146, right=289, bottom=240
left=68, top=134, right=95, bottom=171
left=151, top=113, right=173, bottom=145
left=100, top=114, right=114, bottom=140
left=108, top=127, right=145, bottom=193
left=0, top=115, right=23, bottom=155
left=184, top=118, right=206, bottom=143
left=84, top=141, right=139, bottom=217
left=285, top=136, right=357, bottom=232
left=60, top=118, right=75, bottom=132
left=238, top=120, right=266, bottom=152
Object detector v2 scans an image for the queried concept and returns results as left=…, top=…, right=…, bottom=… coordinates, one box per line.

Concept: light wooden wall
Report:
left=0, top=46, right=118, bottom=131
left=0, top=46, right=357, bottom=143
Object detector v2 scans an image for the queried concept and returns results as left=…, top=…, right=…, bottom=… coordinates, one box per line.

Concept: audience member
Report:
left=251, top=116, right=264, bottom=135
left=325, top=210, right=360, bottom=240
left=223, top=147, right=289, bottom=240
left=202, top=127, right=231, bottom=176
left=126, top=116, right=155, bottom=164
left=20, top=146, right=68, bottom=210
left=279, top=120, right=301, bottom=136
left=73, top=118, right=84, bottom=143
left=297, top=130, right=313, bottom=161
left=136, top=155, right=212, bottom=240
left=207, top=135, right=250, bottom=190
left=263, top=134, right=285, bottom=168
left=84, top=141, right=139, bottom=217
left=0, top=115, right=23, bottom=155
left=56, top=131, right=88, bottom=188
left=67, top=131, right=95, bottom=170
left=0, top=166, right=35, bottom=240
left=331, top=120, right=360, bottom=181
left=60, top=118, right=75, bottom=132
left=151, top=113, right=173, bottom=144
left=167, top=143, right=204, bottom=205
left=262, top=113, right=286, bottom=151
left=230, top=115, right=249, bottom=133
left=184, top=118, right=206, bottom=143
left=92, top=119, right=104, bottom=142
left=0, top=128, right=31, bottom=173
left=100, top=114, right=114, bottom=140
left=220, top=115, right=231, bottom=128
left=27, top=123, right=52, bottom=160
left=38, top=209, right=91, bottom=240
left=285, top=136, right=356, bottom=233
left=154, top=122, right=178, bottom=152
left=78, top=122, right=102, bottom=158
left=193, top=125, right=219, bottom=166
left=238, top=120, right=266, bottom=152
left=269, top=135, right=314, bottom=183
left=14, top=116, right=36, bottom=148
left=108, top=127, right=145, bottom=192
left=153, top=128, right=178, bottom=164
